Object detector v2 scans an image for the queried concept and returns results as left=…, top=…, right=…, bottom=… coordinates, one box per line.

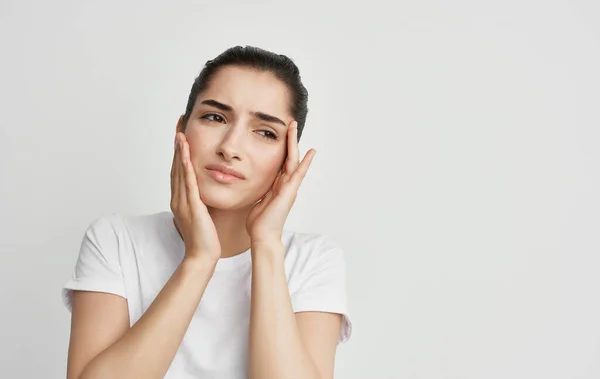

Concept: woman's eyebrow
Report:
left=201, top=99, right=287, bottom=128
left=249, top=111, right=286, bottom=128
left=201, top=99, right=233, bottom=112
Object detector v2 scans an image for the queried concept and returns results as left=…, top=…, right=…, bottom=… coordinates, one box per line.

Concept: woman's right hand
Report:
left=170, top=131, right=221, bottom=264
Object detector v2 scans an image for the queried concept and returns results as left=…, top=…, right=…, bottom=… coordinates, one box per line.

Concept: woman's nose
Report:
left=216, top=124, right=244, bottom=161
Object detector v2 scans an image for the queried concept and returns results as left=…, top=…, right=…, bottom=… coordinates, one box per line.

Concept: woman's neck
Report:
left=207, top=206, right=252, bottom=259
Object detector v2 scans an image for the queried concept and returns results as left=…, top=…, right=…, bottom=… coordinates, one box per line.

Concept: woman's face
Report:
left=180, top=65, right=293, bottom=210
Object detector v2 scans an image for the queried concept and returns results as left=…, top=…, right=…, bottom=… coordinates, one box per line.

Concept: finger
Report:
left=181, top=135, right=202, bottom=210
left=257, top=189, right=274, bottom=210
left=257, top=170, right=282, bottom=206
left=285, top=121, right=299, bottom=174
left=272, top=170, right=284, bottom=191
left=290, top=149, right=316, bottom=187
left=170, top=135, right=176, bottom=195
left=171, top=133, right=181, bottom=207
left=177, top=134, right=189, bottom=212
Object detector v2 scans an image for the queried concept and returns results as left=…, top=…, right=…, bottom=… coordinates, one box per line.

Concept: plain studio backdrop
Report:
left=1, top=1, right=599, bottom=378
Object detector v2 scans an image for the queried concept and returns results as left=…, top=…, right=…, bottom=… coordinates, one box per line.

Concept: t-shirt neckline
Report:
left=163, top=211, right=251, bottom=271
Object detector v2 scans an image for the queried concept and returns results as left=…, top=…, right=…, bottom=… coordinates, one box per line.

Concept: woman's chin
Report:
left=198, top=187, right=253, bottom=211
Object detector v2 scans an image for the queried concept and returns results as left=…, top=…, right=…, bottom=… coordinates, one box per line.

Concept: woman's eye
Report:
left=202, top=113, right=225, bottom=123
left=256, top=130, right=278, bottom=140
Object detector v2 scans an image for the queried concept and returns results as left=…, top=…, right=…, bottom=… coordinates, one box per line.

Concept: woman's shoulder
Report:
left=282, top=229, right=341, bottom=248
left=82, top=211, right=173, bottom=246
left=86, top=210, right=171, bottom=230
left=282, top=229, right=346, bottom=265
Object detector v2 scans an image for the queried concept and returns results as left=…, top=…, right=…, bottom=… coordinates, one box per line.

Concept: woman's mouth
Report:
left=204, top=163, right=246, bottom=184
left=206, top=169, right=244, bottom=184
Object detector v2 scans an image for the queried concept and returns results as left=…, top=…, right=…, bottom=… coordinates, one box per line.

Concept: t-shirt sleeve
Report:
left=290, top=236, right=353, bottom=344
left=61, top=214, right=127, bottom=313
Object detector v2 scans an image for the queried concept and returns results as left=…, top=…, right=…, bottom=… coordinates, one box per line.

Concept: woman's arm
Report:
left=248, top=242, right=341, bottom=379
left=246, top=122, right=341, bottom=378
left=68, top=256, right=216, bottom=379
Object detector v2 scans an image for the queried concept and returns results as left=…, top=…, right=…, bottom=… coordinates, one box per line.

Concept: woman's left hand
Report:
left=246, top=120, right=316, bottom=246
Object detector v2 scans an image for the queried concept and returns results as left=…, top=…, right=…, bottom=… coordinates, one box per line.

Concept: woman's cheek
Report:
left=255, top=165, right=279, bottom=194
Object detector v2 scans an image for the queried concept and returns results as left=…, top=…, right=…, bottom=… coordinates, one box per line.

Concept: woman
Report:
left=62, top=45, right=352, bottom=379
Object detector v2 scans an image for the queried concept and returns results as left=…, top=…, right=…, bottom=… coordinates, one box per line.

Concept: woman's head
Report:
left=177, top=46, right=309, bottom=211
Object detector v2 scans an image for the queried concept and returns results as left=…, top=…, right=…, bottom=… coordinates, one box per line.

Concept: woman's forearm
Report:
left=79, top=255, right=216, bottom=379
left=248, top=242, right=321, bottom=379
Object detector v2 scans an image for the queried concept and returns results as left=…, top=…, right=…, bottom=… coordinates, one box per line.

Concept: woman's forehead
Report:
left=196, top=66, right=292, bottom=119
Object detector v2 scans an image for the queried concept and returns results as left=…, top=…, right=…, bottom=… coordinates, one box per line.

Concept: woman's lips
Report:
left=205, top=163, right=245, bottom=178
left=205, top=168, right=244, bottom=184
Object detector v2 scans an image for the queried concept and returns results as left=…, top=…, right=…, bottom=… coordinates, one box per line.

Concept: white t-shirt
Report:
left=62, top=211, right=352, bottom=378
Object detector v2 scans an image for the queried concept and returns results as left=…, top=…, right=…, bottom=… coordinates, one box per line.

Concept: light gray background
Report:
left=1, top=1, right=599, bottom=378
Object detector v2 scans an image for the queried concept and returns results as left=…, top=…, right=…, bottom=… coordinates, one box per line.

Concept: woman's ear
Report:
left=176, top=115, right=185, bottom=133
